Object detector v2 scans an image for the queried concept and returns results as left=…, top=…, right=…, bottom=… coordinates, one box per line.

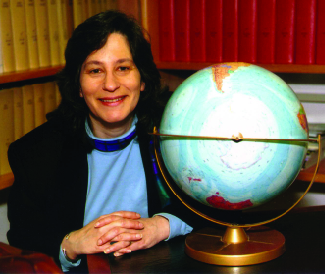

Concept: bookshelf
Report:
left=0, top=0, right=140, bottom=190
left=156, top=62, right=325, bottom=74
left=143, top=1, right=325, bottom=74
left=1, top=0, right=325, bottom=190
left=0, top=66, right=63, bottom=86
left=143, top=0, right=325, bottom=187
left=1, top=63, right=325, bottom=87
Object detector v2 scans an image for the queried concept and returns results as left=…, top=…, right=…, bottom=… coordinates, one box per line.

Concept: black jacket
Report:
left=6, top=118, right=166, bottom=269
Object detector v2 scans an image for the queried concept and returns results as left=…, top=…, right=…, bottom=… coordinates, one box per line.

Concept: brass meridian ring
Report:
left=151, top=127, right=322, bottom=228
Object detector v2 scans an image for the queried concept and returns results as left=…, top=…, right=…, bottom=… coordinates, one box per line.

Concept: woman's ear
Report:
left=140, top=82, right=145, bottom=92
left=79, top=88, right=83, bottom=97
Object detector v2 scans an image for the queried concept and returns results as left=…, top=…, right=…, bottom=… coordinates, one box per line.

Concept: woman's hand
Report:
left=61, top=211, right=144, bottom=260
left=96, top=215, right=170, bottom=256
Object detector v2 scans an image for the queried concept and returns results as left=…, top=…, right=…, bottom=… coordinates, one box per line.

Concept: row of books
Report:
left=0, top=82, right=60, bottom=175
left=0, top=0, right=118, bottom=74
left=158, top=0, right=325, bottom=64
left=73, top=0, right=118, bottom=28
left=0, top=0, right=72, bottom=73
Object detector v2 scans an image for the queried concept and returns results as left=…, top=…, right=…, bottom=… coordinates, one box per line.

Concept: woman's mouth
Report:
left=100, top=97, right=123, bottom=103
left=99, top=96, right=126, bottom=106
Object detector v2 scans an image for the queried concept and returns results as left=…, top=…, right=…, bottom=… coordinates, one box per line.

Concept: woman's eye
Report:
left=90, top=68, right=101, bottom=74
left=118, top=66, right=130, bottom=72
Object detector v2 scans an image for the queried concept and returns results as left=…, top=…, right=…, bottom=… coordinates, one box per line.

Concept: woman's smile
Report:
left=99, top=96, right=126, bottom=105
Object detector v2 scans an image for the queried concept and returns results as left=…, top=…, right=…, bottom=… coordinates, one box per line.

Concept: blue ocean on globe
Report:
left=159, top=63, right=308, bottom=210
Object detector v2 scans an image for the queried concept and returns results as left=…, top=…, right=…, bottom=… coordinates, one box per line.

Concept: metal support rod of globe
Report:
left=152, top=128, right=322, bottom=228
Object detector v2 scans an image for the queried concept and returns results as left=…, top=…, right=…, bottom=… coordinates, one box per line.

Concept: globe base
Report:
left=185, top=226, right=285, bottom=266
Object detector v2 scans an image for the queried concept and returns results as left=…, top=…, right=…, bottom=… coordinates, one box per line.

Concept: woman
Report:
left=7, top=10, right=192, bottom=272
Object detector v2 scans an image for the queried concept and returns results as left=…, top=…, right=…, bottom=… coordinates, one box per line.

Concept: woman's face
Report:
left=79, top=33, right=145, bottom=137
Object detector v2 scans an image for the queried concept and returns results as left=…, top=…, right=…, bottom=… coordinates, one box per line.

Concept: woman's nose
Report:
left=103, top=72, right=120, bottom=92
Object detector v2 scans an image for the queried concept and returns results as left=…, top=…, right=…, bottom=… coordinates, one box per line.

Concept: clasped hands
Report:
left=61, top=211, right=170, bottom=260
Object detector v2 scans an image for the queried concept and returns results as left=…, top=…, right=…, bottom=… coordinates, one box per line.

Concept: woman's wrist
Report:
left=153, top=215, right=170, bottom=241
left=61, top=231, right=79, bottom=262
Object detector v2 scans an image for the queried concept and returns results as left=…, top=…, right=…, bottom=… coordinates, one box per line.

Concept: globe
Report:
left=159, top=62, right=308, bottom=211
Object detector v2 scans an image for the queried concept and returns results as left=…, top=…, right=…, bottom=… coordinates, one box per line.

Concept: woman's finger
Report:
left=110, top=232, right=142, bottom=243
left=95, top=211, right=141, bottom=228
left=97, top=223, right=143, bottom=245
left=113, top=250, right=131, bottom=257
left=103, top=241, right=132, bottom=254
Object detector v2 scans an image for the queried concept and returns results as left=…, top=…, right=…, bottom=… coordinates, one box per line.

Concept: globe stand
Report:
left=185, top=226, right=285, bottom=266
left=152, top=128, right=322, bottom=266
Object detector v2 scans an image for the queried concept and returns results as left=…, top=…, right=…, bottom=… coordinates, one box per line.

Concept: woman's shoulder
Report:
left=9, top=119, right=67, bottom=155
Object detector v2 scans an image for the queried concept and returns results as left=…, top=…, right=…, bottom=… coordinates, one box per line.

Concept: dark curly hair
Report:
left=47, top=10, right=166, bottom=136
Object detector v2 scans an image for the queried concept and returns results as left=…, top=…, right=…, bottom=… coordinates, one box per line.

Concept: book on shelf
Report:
left=92, top=0, right=99, bottom=14
left=97, top=0, right=102, bottom=14
left=316, top=0, right=325, bottom=64
left=25, top=0, right=40, bottom=69
left=73, top=0, right=84, bottom=29
left=89, top=0, right=118, bottom=15
left=205, top=0, right=222, bottom=63
left=13, top=87, right=24, bottom=141
left=44, top=82, right=57, bottom=115
left=222, top=0, right=238, bottom=62
left=33, top=83, right=46, bottom=128
left=66, top=0, right=74, bottom=37
left=0, top=29, right=3, bottom=73
left=73, top=0, right=119, bottom=23
left=189, top=0, right=206, bottom=62
left=101, top=0, right=107, bottom=12
left=10, top=0, right=29, bottom=71
left=174, top=0, right=190, bottom=62
left=34, top=0, right=51, bottom=67
left=106, top=0, right=117, bottom=10
left=0, top=89, right=14, bottom=176
left=87, top=0, right=97, bottom=17
left=140, top=0, right=160, bottom=60
left=158, top=0, right=175, bottom=62
left=47, top=0, right=61, bottom=66
left=0, top=0, right=16, bottom=72
left=295, top=0, right=316, bottom=64
left=55, top=83, right=61, bottom=106
left=275, top=0, right=295, bottom=64
left=73, top=0, right=91, bottom=28
left=117, top=0, right=140, bottom=21
left=22, top=85, right=35, bottom=135
left=256, top=0, right=275, bottom=64
left=82, top=0, right=88, bottom=19
left=238, top=0, right=257, bottom=63
left=57, top=0, right=69, bottom=65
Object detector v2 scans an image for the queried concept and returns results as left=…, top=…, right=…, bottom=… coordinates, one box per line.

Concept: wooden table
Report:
left=87, top=208, right=325, bottom=274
